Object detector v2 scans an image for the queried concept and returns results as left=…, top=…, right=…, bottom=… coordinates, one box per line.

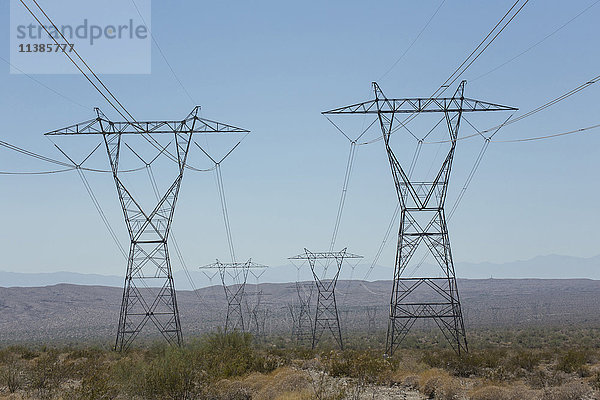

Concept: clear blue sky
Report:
left=1, top=0, right=599, bottom=277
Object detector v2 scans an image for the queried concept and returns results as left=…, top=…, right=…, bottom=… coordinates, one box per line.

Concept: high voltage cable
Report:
left=431, top=0, right=529, bottom=99
left=215, top=164, right=236, bottom=263
left=489, top=73, right=600, bottom=131
left=472, top=0, right=600, bottom=82
left=399, top=0, right=529, bottom=130
left=362, top=141, right=422, bottom=281
left=76, top=167, right=128, bottom=259
left=422, top=73, right=600, bottom=144
left=0, top=55, right=87, bottom=109
left=361, top=0, right=530, bottom=146
left=0, top=139, right=73, bottom=167
left=18, top=0, right=136, bottom=125
left=493, top=122, right=600, bottom=143
left=378, top=0, right=446, bottom=81
left=329, top=141, right=358, bottom=253
left=0, top=137, right=150, bottom=174
left=20, top=0, right=186, bottom=166
left=0, top=168, right=75, bottom=175
left=47, top=137, right=129, bottom=259
left=15, top=0, right=223, bottom=274
left=362, top=113, right=509, bottom=281
left=405, top=114, right=512, bottom=278
left=130, top=0, right=196, bottom=106
left=146, top=165, right=205, bottom=302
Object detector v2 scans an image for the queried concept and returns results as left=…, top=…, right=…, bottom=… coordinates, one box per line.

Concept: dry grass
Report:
left=417, top=368, right=464, bottom=400
left=244, top=368, right=312, bottom=400
left=213, top=368, right=313, bottom=400
left=468, top=384, right=539, bottom=400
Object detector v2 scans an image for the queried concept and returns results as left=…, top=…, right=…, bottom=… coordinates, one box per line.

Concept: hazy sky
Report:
left=1, top=0, right=599, bottom=279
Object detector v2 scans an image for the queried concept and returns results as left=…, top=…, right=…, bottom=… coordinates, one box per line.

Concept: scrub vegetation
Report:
left=0, top=329, right=599, bottom=399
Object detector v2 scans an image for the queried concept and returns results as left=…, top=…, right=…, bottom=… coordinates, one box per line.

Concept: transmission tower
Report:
left=288, top=282, right=314, bottom=344
left=365, top=306, right=378, bottom=333
left=246, top=289, right=272, bottom=341
left=323, top=81, right=516, bottom=355
left=289, top=248, right=362, bottom=349
left=199, top=260, right=267, bottom=332
left=45, top=107, right=249, bottom=351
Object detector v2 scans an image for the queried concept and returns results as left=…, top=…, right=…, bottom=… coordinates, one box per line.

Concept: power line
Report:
left=362, top=0, right=530, bottom=145
left=398, top=0, right=528, bottom=130
left=492, top=122, right=600, bottom=143
left=20, top=0, right=187, bottom=166
left=472, top=0, right=600, bottom=82
left=0, top=168, right=75, bottom=175
left=146, top=164, right=205, bottom=302
left=215, top=163, right=236, bottom=263
left=130, top=0, right=197, bottom=106
left=76, top=167, right=128, bottom=259
left=431, top=0, right=529, bottom=99
left=421, top=73, right=600, bottom=145
left=0, top=56, right=87, bottom=109
left=0, top=139, right=73, bottom=167
left=329, top=141, right=358, bottom=252
left=378, top=0, right=446, bottom=81
left=362, top=141, right=421, bottom=281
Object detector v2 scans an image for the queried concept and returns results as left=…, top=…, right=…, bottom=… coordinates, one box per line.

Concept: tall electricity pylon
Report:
left=288, top=282, right=314, bottom=344
left=45, top=107, right=249, bottom=351
left=289, top=249, right=362, bottom=349
left=323, top=82, right=516, bottom=355
left=199, top=260, right=267, bottom=332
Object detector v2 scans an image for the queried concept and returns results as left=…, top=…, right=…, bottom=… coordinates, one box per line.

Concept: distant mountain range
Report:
left=1, top=278, right=599, bottom=343
left=1, top=254, right=598, bottom=288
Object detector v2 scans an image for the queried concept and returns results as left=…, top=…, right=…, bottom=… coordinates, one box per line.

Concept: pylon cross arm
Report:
left=322, top=97, right=517, bottom=115
left=43, top=106, right=250, bottom=136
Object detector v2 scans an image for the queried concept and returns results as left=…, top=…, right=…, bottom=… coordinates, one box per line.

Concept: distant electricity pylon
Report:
left=288, top=282, right=314, bottom=344
left=289, top=248, right=362, bottom=349
left=323, top=81, right=516, bottom=355
left=46, top=107, right=249, bottom=351
left=199, top=260, right=267, bottom=332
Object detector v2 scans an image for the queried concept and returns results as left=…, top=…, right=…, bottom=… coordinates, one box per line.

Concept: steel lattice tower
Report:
left=288, top=282, right=314, bottom=344
left=323, top=82, right=516, bottom=355
left=200, top=260, right=267, bottom=332
left=45, top=107, right=249, bottom=351
left=289, top=249, right=362, bottom=349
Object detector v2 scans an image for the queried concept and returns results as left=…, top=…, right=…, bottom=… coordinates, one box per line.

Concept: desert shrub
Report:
left=422, top=349, right=506, bottom=378
left=248, top=368, right=311, bottom=400
left=213, top=379, right=252, bottom=400
left=556, top=350, right=587, bottom=373
left=540, top=382, right=592, bottom=400
left=66, top=360, right=118, bottom=400
left=527, top=368, right=566, bottom=389
left=506, top=350, right=542, bottom=373
left=590, top=371, right=600, bottom=390
left=469, top=385, right=538, bottom=400
left=29, top=350, right=66, bottom=399
left=469, top=386, right=513, bottom=400
left=66, top=346, right=106, bottom=361
left=189, top=331, right=275, bottom=380
left=308, top=371, right=345, bottom=400
left=3, top=345, right=39, bottom=360
left=0, top=354, right=25, bottom=393
left=141, top=346, right=202, bottom=400
left=401, top=374, right=419, bottom=389
left=322, top=350, right=390, bottom=383
left=418, top=368, right=463, bottom=399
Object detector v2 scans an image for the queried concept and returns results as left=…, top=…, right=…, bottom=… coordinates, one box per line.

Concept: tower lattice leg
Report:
left=104, top=130, right=191, bottom=351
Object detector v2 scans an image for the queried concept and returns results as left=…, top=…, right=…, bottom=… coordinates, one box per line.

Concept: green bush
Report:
left=556, top=350, right=587, bottom=373
left=506, top=350, right=541, bottom=373
left=141, top=347, right=201, bottom=400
